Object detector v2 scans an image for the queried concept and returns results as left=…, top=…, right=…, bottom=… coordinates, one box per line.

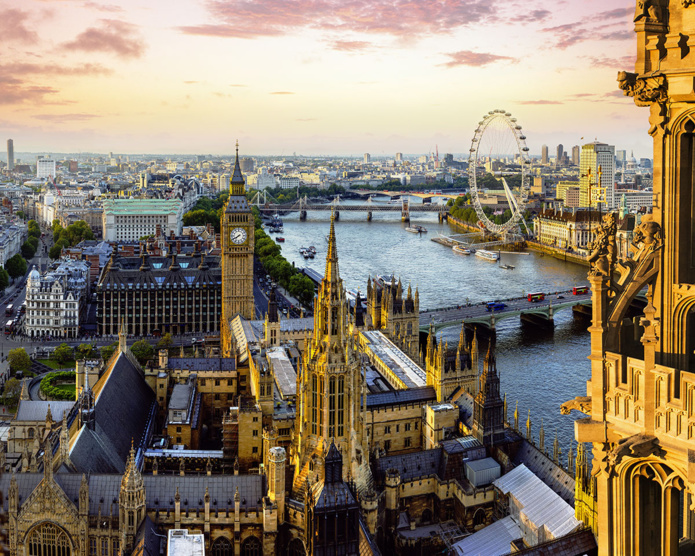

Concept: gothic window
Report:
left=318, top=376, right=324, bottom=431
left=288, top=538, right=305, bottom=556
left=329, top=376, right=336, bottom=437
left=241, top=536, right=261, bottom=556
left=28, top=428, right=34, bottom=439
left=211, top=537, right=232, bottom=556
left=311, top=374, right=318, bottom=435
left=395, top=323, right=400, bottom=336
left=337, top=376, right=344, bottom=437
left=100, top=538, right=108, bottom=556
left=89, top=538, right=96, bottom=556
left=407, top=323, right=412, bottom=335
left=473, top=509, right=486, bottom=528
left=28, top=523, right=72, bottom=556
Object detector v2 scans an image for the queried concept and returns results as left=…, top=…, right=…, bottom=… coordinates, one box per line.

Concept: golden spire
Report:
left=324, top=207, right=339, bottom=281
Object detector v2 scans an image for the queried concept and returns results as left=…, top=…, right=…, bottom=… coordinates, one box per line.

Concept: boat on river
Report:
left=405, top=225, right=427, bottom=234
left=475, top=249, right=500, bottom=261
left=453, top=245, right=473, bottom=255
left=376, top=274, right=396, bottom=287
left=500, top=264, right=515, bottom=270
left=276, top=237, right=285, bottom=243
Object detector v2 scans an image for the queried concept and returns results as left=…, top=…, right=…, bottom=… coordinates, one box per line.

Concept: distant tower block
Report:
left=363, top=153, right=371, bottom=164
left=395, top=152, right=403, bottom=163
left=7, top=139, right=14, bottom=171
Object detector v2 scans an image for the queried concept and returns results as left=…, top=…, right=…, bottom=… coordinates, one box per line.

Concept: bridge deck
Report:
left=419, top=290, right=592, bottom=331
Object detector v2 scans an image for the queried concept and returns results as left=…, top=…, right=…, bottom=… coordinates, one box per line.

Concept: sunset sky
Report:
left=0, top=0, right=648, bottom=157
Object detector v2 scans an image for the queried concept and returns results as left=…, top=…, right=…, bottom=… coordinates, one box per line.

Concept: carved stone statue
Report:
left=607, top=434, right=662, bottom=470
left=635, top=0, right=663, bottom=22
left=588, top=212, right=618, bottom=278
left=632, top=213, right=662, bottom=248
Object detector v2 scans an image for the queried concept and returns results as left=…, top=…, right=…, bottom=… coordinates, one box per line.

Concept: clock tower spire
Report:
left=221, top=141, right=255, bottom=354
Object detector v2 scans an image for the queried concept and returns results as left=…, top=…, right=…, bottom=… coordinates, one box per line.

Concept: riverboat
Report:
left=276, top=237, right=285, bottom=243
left=500, top=264, right=515, bottom=270
left=453, top=245, right=472, bottom=255
left=405, top=225, right=428, bottom=234
left=475, top=249, right=500, bottom=261
left=376, top=274, right=396, bottom=287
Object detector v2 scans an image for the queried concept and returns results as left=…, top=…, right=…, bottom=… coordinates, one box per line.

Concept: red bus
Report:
left=5, top=320, right=13, bottom=335
left=572, top=286, right=589, bottom=295
left=527, top=292, right=545, bottom=302
left=5, top=304, right=13, bottom=316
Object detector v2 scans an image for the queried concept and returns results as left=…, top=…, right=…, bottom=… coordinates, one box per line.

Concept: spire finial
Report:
left=235, top=139, right=239, bottom=158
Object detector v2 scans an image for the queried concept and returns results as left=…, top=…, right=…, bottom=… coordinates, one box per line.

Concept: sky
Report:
left=0, top=0, right=650, bottom=158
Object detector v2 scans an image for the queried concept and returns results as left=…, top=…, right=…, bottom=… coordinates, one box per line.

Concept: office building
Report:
left=556, top=144, right=564, bottom=166
left=36, top=158, right=56, bottom=180
left=395, top=152, right=403, bottom=163
left=571, top=145, right=580, bottom=165
left=540, top=145, right=548, bottom=164
left=579, top=141, right=615, bottom=208
left=364, top=153, right=371, bottom=164
left=102, top=199, right=183, bottom=242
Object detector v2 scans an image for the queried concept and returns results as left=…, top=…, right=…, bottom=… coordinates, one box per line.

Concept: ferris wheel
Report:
left=468, top=109, right=532, bottom=235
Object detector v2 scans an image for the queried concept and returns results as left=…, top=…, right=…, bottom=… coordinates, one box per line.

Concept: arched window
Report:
left=288, top=538, right=305, bottom=556
left=28, top=428, right=34, bottom=439
left=241, top=536, right=261, bottom=556
left=211, top=537, right=232, bottom=556
left=28, top=522, right=72, bottom=556
left=473, top=509, right=486, bottom=528
left=421, top=508, right=433, bottom=523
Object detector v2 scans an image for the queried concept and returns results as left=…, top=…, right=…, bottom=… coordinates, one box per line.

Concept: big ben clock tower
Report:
left=221, top=142, right=255, bottom=354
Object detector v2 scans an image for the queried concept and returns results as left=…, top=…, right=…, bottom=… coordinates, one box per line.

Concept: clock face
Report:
left=231, top=227, right=247, bottom=245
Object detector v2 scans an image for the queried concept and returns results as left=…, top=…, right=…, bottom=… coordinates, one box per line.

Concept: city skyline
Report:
left=1, top=0, right=645, bottom=156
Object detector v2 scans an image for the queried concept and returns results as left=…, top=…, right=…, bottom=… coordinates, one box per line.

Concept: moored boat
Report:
left=475, top=249, right=500, bottom=261
left=276, top=237, right=285, bottom=242
left=453, top=245, right=472, bottom=255
left=405, top=225, right=428, bottom=234
left=500, top=264, right=515, bottom=270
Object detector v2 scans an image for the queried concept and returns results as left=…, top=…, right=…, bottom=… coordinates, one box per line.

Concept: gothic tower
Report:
left=472, top=342, right=505, bottom=446
left=293, top=212, right=368, bottom=497
left=119, top=443, right=146, bottom=554
left=425, top=321, right=477, bottom=401
left=221, top=142, right=255, bottom=354
left=570, top=3, right=695, bottom=553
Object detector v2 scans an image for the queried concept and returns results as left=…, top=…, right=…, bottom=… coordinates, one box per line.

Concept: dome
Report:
left=28, top=266, right=40, bottom=283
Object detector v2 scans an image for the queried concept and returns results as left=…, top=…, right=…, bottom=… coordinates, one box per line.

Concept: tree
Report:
left=156, top=333, right=173, bottom=350
left=2, top=377, right=21, bottom=407
left=52, top=343, right=74, bottom=366
left=5, top=254, right=27, bottom=279
left=100, top=341, right=118, bottom=362
left=16, top=211, right=25, bottom=220
left=0, top=267, right=9, bottom=292
left=8, top=348, right=31, bottom=373
left=130, top=340, right=154, bottom=365
left=75, top=343, right=96, bottom=360
left=28, top=220, right=41, bottom=238
left=27, top=236, right=39, bottom=250
left=21, top=241, right=36, bottom=260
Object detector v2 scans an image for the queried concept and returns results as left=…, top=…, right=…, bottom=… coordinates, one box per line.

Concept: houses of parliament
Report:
left=5, top=1, right=695, bottom=554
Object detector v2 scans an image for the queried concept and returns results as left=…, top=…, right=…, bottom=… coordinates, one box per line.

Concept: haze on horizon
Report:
left=0, top=0, right=647, bottom=158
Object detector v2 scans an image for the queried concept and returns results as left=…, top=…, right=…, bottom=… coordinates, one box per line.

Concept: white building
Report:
left=246, top=168, right=277, bottom=190
left=0, top=224, right=25, bottom=267
left=102, top=199, right=183, bottom=242
left=36, top=159, right=56, bottom=180
left=278, top=176, right=300, bottom=189
left=25, top=259, right=90, bottom=339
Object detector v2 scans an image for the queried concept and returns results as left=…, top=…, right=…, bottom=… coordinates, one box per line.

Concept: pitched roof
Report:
left=15, top=401, right=75, bottom=422
left=70, top=352, right=156, bottom=474
left=366, top=386, right=436, bottom=409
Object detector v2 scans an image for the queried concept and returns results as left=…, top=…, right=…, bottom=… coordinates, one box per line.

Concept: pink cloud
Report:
left=0, top=8, right=39, bottom=43
left=270, top=91, right=295, bottom=95
left=62, top=19, right=145, bottom=58
left=82, top=2, right=124, bottom=13
left=588, top=55, right=635, bottom=68
left=517, top=100, right=563, bottom=105
left=439, top=50, right=515, bottom=68
left=0, top=85, right=59, bottom=105
left=180, top=0, right=498, bottom=39
left=32, top=113, right=100, bottom=122
left=543, top=7, right=633, bottom=49
left=331, top=40, right=373, bottom=52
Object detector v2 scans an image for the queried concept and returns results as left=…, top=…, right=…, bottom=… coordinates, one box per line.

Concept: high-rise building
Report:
left=7, top=139, right=14, bottom=171
left=541, top=145, right=549, bottom=165
left=36, top=158, right=56, bottom=180
left=395, top=152, right=403, bottom=163
left=578, top=142, right=615, bottom=208
left=616, top=149, right=626, bottom=166
left=556, top=144, right=564, bottom=166
left=572, top=145, right=580, bottom=165
left=240, top=157, right=255, bottom=173
left=364, top=153, right=371, bottom=164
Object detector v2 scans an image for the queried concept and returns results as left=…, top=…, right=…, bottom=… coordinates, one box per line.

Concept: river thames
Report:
left=273, top=198, right=590, bottom=461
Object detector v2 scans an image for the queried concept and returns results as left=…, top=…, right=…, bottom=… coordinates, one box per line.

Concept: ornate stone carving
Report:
left=684, top=0, right=695, bottom=7
left=635, top=0, right=664, bottom=22
left=632, top=213, right=662, bottom=250
left=607, top=434, right=662, bottom=470
left=588, top=212, right=618, bottom=278
left=561, top=396, right=592, bottom=415
left=618, top=71, right=668, bottom=107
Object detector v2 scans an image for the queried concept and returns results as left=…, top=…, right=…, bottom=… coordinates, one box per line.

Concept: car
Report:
left=557, top=295, right=565, bottom=299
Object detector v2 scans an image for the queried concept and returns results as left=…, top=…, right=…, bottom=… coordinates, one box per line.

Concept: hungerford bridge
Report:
left=417, top=289, right=648, bottom=333
left=250, top=193, right=449, bottom=222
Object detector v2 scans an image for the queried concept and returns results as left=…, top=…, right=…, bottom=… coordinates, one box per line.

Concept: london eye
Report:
left=468, top=109, right=531, bottom=235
